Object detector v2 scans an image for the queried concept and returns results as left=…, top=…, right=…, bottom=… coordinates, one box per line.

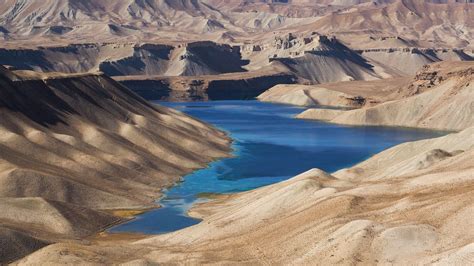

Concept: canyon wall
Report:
left=0, top=42, right=246, bottom=77
left=118, top=72, right=297, bottom=101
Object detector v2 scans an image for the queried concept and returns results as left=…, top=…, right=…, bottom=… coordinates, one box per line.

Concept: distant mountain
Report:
left=0, top=0, right=472, bottom=49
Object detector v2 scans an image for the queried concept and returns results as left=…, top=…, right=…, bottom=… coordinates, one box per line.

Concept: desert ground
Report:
left=0, top=0, right=473, bottom=264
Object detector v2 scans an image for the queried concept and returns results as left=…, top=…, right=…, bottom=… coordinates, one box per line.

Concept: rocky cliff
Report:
left=0, top=42, right=247, bottom=77
left=117, top=72, right=297, bottom=101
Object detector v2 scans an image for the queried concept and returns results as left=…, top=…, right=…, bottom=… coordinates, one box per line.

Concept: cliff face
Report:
left=242, top=34, right=473, bottom=83
left=0, top=42, right=247, bottom=77
left=0, top=35, right=472, bottom=87
left=118, top=72, right=297, bottom=101
left=0, top=66, right=231, bottom=263
left=358, top=48, right=473, bottom=75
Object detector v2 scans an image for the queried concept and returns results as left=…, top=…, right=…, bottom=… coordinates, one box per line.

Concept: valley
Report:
left=0, top=0, right=473, bottom=264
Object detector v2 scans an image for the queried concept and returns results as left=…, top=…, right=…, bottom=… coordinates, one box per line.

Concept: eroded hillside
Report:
left=0, top=0, right=472, bottom=100
left=0, top=65, right=231, bottom=263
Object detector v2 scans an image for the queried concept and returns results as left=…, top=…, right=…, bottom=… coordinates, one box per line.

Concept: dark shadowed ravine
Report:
left=110, top=100, right=445, bottom=234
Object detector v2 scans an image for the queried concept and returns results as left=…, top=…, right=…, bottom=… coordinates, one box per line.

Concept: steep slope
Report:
left=358, top=48, right=474, bottom=75
left=0, top=0, right=315, bottom=45
left=0, top=227, right=48, bottom=264
left=258, top=84, right=368, bottom=107
left=0, top=197, right=119, bottom=238
left=0, top=0, right=225, bottom=40
left=0, top=65, right=231, bottom=262
left=242, top=34, right=394, bottom=83
left=0, top=66, right=230, bottom=208
left=242, top=33, right=472, bottom=83
left=298, top=61, right=474, bottom=130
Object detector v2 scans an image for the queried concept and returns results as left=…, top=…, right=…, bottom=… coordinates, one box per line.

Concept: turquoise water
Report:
left=110, top=101, right=445, bottom=234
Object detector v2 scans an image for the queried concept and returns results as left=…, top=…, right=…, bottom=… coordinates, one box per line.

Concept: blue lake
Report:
left=110, top=100, right=445, bottom=234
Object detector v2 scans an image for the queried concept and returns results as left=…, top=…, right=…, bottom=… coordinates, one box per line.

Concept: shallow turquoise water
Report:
left=110, top=101, right=445, bottom=234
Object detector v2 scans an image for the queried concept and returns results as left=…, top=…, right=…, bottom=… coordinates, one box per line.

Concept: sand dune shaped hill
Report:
left=0, top=65, right=231, bottom=263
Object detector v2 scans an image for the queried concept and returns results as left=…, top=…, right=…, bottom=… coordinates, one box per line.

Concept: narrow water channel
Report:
left=110, top=100, right=445, bottom=234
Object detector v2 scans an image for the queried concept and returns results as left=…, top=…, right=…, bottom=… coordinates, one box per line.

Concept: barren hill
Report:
left=0, top=65, right=230, bottom=263
left=0, top=0, right=472, bottom=49
left=297, top=61, right=474, bottom=130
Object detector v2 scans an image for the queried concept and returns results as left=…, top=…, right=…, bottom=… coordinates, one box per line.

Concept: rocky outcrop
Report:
left=1, top=32, right=471, bottom=85
left=403, top=62, right=474, bottom=96
left=242, top=34, right=386, bottom=83
left=0, top=42, right=247, bottom=77
left=358, top=48, right=473, bottom=75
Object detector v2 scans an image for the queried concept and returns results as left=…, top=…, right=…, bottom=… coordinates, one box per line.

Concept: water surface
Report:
left=110, top=101, right=444, bottom=234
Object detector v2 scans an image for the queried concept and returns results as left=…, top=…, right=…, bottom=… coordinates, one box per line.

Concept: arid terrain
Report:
left=0, top=65, right=231, bottom=263
left=0, top=0, right=473, bottom=264
left=0, top=0, right=473, bottom=100
left=4, top=60, right=472, bottom=265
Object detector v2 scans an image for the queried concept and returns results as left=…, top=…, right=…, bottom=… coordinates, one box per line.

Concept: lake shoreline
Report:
left=108, top=100, right=445, bottom=235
